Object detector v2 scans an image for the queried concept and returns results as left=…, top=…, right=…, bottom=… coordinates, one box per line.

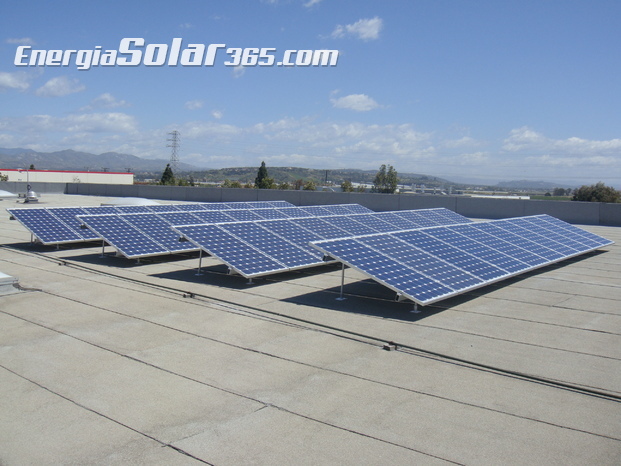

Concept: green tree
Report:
left=278, top=181, right=291, bottom=190
left=29, top=164, right=35, bottom=170
left=303, top=180, right=316, bottom=191
left=255, top=161, right=275, bottom=189
left=160, top=164, right=175, bottom=185
left=572, top=182, right=620, bottom=203
left=341, top=180, right=354, bottom=192
left=372, top=164, right=398, bottom=193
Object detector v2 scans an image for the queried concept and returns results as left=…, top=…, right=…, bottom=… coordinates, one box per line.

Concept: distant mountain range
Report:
left=0, top=148, right=199, bottom=173
left=495, top=180, right=575, bottom=190
left=0, top=147, right=572, bottom=190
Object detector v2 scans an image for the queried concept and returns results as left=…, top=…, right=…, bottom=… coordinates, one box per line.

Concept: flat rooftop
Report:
left=1, top=194, right=620, bottom=464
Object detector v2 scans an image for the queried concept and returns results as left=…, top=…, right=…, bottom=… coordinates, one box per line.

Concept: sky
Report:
left=1, top=0, right=620, bottom=187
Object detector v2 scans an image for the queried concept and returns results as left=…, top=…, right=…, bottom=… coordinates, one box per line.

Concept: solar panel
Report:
left=146, top=204, right=182, bottom=212
left=220, top=222, right=321, bottom=269
left=8, top=208, right=83, bottom=244
left=267, top=200, right=295, bottom=208
left=157, top=212, right=204, bottom=225
left=224, top=210, right=265, bottom=221
left=78, top=214, right=169, bottom=259
left=173, top=224, right=286, bottom=277
left=321, top=216, right=381, bottom=236
left=113, top=205, right=153, bottom=213
left=47, top=207, right=100, bottom=241
left=120, top=213, right=198, bottom=253
left=186, top=210, right=237, bottom=224
left=253, top=209, right=290, bottom=220
left=311, top=215, right=613, bottom=306
left=291, top=217, right=350, bottom=239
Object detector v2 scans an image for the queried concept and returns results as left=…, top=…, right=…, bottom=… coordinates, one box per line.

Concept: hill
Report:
left=0, top=148, right=199, bottom=174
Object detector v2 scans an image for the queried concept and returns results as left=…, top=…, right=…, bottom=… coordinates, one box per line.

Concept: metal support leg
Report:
left=410, top=303, right=420, bottom=313
left=100, top=240, right=106, bottom=258
left=336, top=263, right=347, bottom=301
left=195, top=249, right=204, bottom=276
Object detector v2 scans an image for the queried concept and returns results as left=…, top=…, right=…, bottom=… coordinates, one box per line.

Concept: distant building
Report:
left=0, top=169, right=133, bottom=185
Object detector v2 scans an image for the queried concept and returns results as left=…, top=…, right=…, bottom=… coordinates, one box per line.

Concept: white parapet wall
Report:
left=0, top=169, right=133, bottom=185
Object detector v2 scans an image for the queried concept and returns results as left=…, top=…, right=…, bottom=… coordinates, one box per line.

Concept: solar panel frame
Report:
left=119, top=213, right=199, bottom=253
left=311, top=215, right=613, bottom=306
left=8, top=208, right=84, bottom=245
left=172, top=224, right=287, bottom=277
left=77, top=214, right=170, bottom=259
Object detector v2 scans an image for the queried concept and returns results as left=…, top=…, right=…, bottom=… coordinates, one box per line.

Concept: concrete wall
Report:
left=1, top=181, right=67, bottom=195
left=61, top=183, right=621, bottom=226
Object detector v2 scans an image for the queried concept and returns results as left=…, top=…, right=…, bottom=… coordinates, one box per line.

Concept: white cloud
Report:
left=0, top=71, right=30, bottom=91
left=304, top=0, right=324, bottom=7
left=81, top=93, right=129, bottom=111
left=232, top=65, right=245, bottom=78
left=331, top=93, right=380, bottom=112
left=185, top=100, right=204, bottom=110
left=503, top=126, right=621, bottom=154
left=211, top=110, right=223, bottom=119
left=35, top=76, right=85, bottom=97
left=6, top=37, right=36, bottom=45
left=331, top=17, right=383, bottom=41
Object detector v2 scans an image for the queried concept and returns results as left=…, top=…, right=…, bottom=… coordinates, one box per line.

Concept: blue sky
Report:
left=1, top=0, right=620, bottom=187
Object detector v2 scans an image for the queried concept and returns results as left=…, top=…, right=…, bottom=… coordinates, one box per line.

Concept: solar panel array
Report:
left=6, top=201, right=294, bottom=246
left=78, top=204, right=379, bottom=260
left=173, top=208, right=473, bottom=278
left=310, top=214, right=614, bottom=306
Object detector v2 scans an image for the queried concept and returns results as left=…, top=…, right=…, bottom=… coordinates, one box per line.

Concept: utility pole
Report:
left=167, top=130, right=180, bottom=174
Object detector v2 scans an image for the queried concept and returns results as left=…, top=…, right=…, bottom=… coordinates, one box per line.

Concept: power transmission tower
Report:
left=167, top=130, right=180, bottom=174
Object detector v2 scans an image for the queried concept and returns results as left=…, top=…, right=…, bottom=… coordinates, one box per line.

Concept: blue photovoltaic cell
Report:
left=321, top=215, right=381, bottom=236
left=173, top=224, right=285, bottom=277
left=316, top=238, right=454, bottom=302
left=292, top=217, right=350, bottom=239
left=47, top=207, right=100, bottom=241
left=8, top=208, right=83, bottom=244
left=298, top=206, right=335, bottom=217
left=220, top=222, right=320, bottom=268
left=199, top=203, right=231, bottom=211
left=113, top=205, right=153, bottom=213
left=246, top=201, right=277, bottom=209
left=537, top=215, right=613, bottom=248
left=82, top=206, right=117, bottom=215
left=320, top=205, right=359, bottom=216
left=157, top=212, right=204, bottom=226
left=120, top=213, right=198, bottom=252
left=189, top=210, right=237, bottom=224
left=175, top=203, right=210, bottom=211
left=394, top=210, right=443, bottom=228
left=78, top=214, right=168, bottom=258
left=223, top=202, right=255, bottom=210
left=146, top=204, right=182, bottom=212
left=268, top=200, right=295, bottom=208
left=276, top=207, right=314, bottom=218
left=224, top=210, right=265, bottom=221
left=473, top=222, right=561, bottom=263
left=455, top=223, right=548, bottom=267
left=258, top=220, right=325, bottom=257
left=425, top=226, right=527, bottom=274
left=373, top=212, right=422, bottom=230
left=342, top=204, right=374, bottom=214
left=391, top=230, right=507, bottom=281
left=360, top=235, right=482, bottom=291
left=346, top=214, right=402, bottom=233
left=253, top=209, right=290, bottom=220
